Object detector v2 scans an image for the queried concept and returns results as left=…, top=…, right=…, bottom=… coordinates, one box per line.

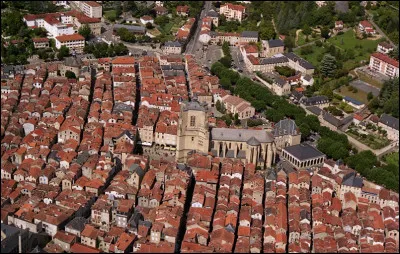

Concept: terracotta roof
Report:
left=112, top=56, right=135, bottom=65
left=55, top=34, right=85, bottom=42
left=70, top=243, right=100, bottom=253
left=85, top=1, right=101, bottom=7
left=371, top=52, right=399, bottom=68
left=32, top=37, right=49, bottom=43
left=360, top=20, right=372, bottom=28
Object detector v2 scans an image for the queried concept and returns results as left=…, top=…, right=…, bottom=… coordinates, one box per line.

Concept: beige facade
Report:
left=220, top=94, right=255, bottom=119
left=176, top=101, right=210, bottom=163
left=211, top=128, right=276, bottom=168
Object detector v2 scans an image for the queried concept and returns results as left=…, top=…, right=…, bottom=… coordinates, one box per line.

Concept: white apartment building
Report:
left=73, top=1, right=102, bottom=18
left=55, top=34, right=86, bottom=53
left=219, top=3, right=246, bottom=22
left=369, top=52, right=399, bottom=78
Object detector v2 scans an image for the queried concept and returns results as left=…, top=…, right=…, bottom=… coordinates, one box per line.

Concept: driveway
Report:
left=350, top=80, right=380, bottom=96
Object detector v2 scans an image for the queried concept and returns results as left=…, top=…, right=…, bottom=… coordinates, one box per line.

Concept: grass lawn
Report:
left=347, top=128, right=391, bottom=149
left=104, top=10, right=117, bottom=22
left=355, top=69, right=384, bottom=89
left=297, top=32, right=321, bottom=46
left=384, top=152, right=399, bottom=166
left=335, top=86, right=370, bottom=104
left=296, top=30, right=382, bottom=70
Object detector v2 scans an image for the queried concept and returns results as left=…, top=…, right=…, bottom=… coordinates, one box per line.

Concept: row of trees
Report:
left=116, top=28, right=152, bottom=43
left=368, top=78, right=399, bottom=118
left=83, top=42, right=129, bottom=58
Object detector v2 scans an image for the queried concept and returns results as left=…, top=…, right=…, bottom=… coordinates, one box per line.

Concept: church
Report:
left=176, top=101, right=301, bottom=169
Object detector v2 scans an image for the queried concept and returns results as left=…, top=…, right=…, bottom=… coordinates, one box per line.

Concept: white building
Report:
left=369, top=52, right=399, bottom=78
left=73, top=1, right=102, bottom=18
left=379, top=114, right=399, bottom=144
left=55, top=34, right=86, bottom=53
left=377, top=41, right=394, bottom=54
left=162, top=41, right=182, bottom=55
left=219, top=3, right=246, bottom=22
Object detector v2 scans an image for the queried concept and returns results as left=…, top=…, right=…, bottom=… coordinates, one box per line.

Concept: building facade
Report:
left=176, top=101, right=210, bottom=163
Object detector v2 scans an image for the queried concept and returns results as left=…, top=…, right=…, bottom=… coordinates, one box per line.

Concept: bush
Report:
left=337, top=31, right=344, bottom=35
left=315, top=40, right=323, bottom=47
left=274, top=66, right=296, bottom=77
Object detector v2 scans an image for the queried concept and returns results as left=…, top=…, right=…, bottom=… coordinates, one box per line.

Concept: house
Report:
left=301, top=74, right=314, bottom=86
left=219, top=3, right=246, bottom=22
left=207, top=9, right=219, bottom=27
left=140, top=15, right=154, bottom=25
left=65, top=217, right=87, bottom=237
left=359, top=20, right=375, bottom=35
left=270, top=76, right=291, bottom=96
left=240, top=31, right=258, bottom=45
left=335, top=20, right=344, bottom=30
left=54, top=230, right=76, bottom=252
left=163, top=41, right=182, bottom=55
left=177, top=5, right=189, bottom=17
left=154, top=6, right=168, bottom=16
left=377, top=41, right=394, bottom=54
left=220, top=95, right=255, bottom=119
left=261, top=39, right=285, bottom=57
left=300, top=95, right=329, bottom=108
left=369, top=52, right=399, bottom=78
left=339, top=171, right=363, bottom=201
left=112, top=56, right=136, bottom=68
left=273, top=118, right=301, bottom=151
left=55, top=34, right=85, bottom=54
left=32, top=38, right=50, bottom=49
left=343, top=96, right=365, bottom=110
left=378, top=114, right=399, bottom=144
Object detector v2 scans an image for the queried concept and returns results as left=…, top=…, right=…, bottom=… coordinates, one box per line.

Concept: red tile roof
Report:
left=70, top=243, right=100, bottom=253
left=371, top=52, right=399, bottom=68
left=112, top=56, right=135, bottom=65
left=360, top=20, right=372, bottom=28
left=33, top=37, right=49, bottom=43
left=55, top=34, right=85, bottom=42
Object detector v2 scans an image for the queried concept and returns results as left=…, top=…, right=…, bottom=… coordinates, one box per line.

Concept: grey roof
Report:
left=306, top=106, right=322, bottom=116
left=65, top=217, right=87, bottom=232
left=31, top=246, right=46, bottom=253
left=64, top=56, right=82, bottom=67
left=291, top=90, right=304, bottom=102
left=128, top=212, right=144, bottom=229
left=211, top=128, right=274, bottom=143
left=284, top=52, right=314, bottom=70
left=283, top=143, right=325, bottom=161
left=260, top=56, right=289, bottom=65
left=113, top=24, right=146, bottom=33
left=183, top=100, right=206, bottom=112
left=300, top=210, right=311, bottom=221
left=2, top=65, right=14, bottom=74
left=225, top=224, right=235, bottom=233
left=273, top=77, right=287, bottom=87
left=380, top=114, right=399, bottom=131
left=211, top=149, right=218, bottom=157
left=342, top=172, right=363, bottom=188
left=76, top=151, right=90, bottom=165
left=139, top=220, right=152, bottom=228
left=301, top=95, right=329, bottom=106
left=303, top=74, right=312, bottom=81
left=247, top=136, right=261, bottom=146
left=207, top=9, right=219, bottom=17
left=113, top=103, right=133, bottom=114
left=129, top=164, right=145, bottom=178
left=273, top=118, right=299, bottom=136
left=343, top=96, right=364, bottom=106
left=164, top=41, right=182, bottom=47
left=115, top=130, right=135, bottom=141
left=268, top=39, right=284, bottom=48
left=241, top=31, right=259, bottom=38
left=266, top=169, right=277, bottom=181
left=322, top=111, right=353, bottom=128
left=1, top=223, right=20, bottom=238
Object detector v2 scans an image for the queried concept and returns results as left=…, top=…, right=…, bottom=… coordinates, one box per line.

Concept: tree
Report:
left=302, top=25, right=312, bottom=39
left=57, top=45, right=69, bottom=60
left=146, top=22, right=154, bottom=29
left=320, top=54, right=337, bottom=77
left=321, top=26, right=330, bottom=39
left=78, top=24, right=92, bottom=40
left=367, top=92, right=373, bottom=101
left=2, top=10, right=26, bottom=36
left=219, top=56, right=232, bottom=68
left=284, top=36, right=295, bottom=50
left=220, top=77, right=232, bottom=90
left=65, top=70, right=77, bottom=79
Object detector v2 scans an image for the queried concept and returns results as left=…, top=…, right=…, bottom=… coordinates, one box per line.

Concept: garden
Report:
left=346, top=123, right=390, bottom=149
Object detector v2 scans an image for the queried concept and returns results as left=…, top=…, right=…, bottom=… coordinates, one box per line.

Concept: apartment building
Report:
left=32, top=38, right=50, bottom=49
left=55, top=34, right=86, bottom=53
left=219, top=3, right=246, bottom=22
left=369, top=52, right=399, bottom=78
left=73, top=1, right=102, bottom=18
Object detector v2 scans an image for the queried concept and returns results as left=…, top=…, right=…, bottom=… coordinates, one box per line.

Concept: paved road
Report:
left=185, top=1, right=212, bottom=54
left=366, top=11, right=395, bottom=47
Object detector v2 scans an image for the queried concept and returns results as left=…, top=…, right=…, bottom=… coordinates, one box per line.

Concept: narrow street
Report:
left=185, top=1, right=212, bottom=54
left=366, top=10, right=395, bottom=46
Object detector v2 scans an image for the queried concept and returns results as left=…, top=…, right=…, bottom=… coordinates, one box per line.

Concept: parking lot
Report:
left=350, top=79, right=380, bottom=97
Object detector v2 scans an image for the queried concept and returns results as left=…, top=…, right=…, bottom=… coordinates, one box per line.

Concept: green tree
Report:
left=219, top=56, right=232, bottom=68
left=65, top=70, right=77, bottom=79
left=320, top=54, right=337, bottom=77
left=2, top=10, right=26, bottom=36
left=367, top=92, right=373, bottom=101
left=321, top=26, right=330, bottom=39
left=78, top=24, right=92, bottom=40
left=57, top=45, right=69, bottom=60
left=284, top=36, right=295, bottom=50
left=146, top=22, right=154, bottom=29
left=302, top=25, right=312, bottom=39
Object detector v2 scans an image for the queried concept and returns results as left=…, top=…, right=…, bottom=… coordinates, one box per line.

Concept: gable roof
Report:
left=267, top=39, right=284, bottom=48
left=283, top=143, right=325, bottom=161
left=380, top=114, right=399, bottom=130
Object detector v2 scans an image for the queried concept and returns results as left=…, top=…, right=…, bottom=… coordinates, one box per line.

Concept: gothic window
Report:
left=190, top=116, right=196, bottom=127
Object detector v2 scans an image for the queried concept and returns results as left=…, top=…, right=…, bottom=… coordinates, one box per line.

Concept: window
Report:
left=192, top=137, right=194, bottom=142
left=190, top=116, right=196, bottom=127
